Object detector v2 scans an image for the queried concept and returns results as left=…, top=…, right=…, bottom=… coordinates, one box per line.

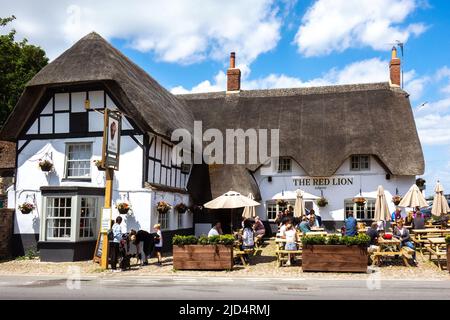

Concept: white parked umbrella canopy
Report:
left=431, top=181, right=450, bottom=216
left=242, top=193, right=257, bottom=218
left=374, top=185, right=391, bottom=221
left=398, top=184, right=428, bottom=209
left=204, top=190, right=260, bottom=231
left=204, top=190, right=260, bottom=209
left=271, top=190, right=320, bottom=200
left=294, top=189, right=306, bottom=218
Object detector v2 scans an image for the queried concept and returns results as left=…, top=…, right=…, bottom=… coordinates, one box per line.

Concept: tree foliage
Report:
left=0, top=16, right=48, bottom=127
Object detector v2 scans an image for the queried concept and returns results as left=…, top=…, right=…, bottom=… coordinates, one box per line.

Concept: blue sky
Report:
left=1, top=0, right=450, bottom=196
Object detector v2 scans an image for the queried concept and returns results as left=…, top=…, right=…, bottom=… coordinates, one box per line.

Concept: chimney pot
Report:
left=230, top=52, right=236, bottom=69
left=227, top=52, right=241, bottom=92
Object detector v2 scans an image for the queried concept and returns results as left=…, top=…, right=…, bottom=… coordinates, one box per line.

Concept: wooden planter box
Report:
left=173, top=244, right=233, bottom=270
left=302, top=245, right=368, bottom=273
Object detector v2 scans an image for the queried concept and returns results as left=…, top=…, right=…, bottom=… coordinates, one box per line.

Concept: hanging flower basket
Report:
left=175, top=203, right=188, bottom=213
left=416, top=178, right=426, bottom=188
left=317, top=197, right=328, bottom=208
left=116, top=202, right=131, bottom=215
left=157, top=201, right=171, bottom=214
left=353, top=197, right=367, bottom=206
left=93, top=160, right=105, bottom=171
left=392, top=195, right=402, bottom=206
left=276, top=199, right=288, bottom=207
left=18, top=202, right=35, bottom=214
left=38, top=159, right=53, bottom=172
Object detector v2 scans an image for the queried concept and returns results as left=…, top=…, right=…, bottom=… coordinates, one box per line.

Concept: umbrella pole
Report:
left=231, top=208, right=233, bottom=233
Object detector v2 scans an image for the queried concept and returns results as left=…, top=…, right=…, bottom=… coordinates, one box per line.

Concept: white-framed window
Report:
left=65, top=143, right=92, bottom=178
left=79, top=197, right=99, bottom=239
left=266, top=201, right=289, bottom=220
left=42, top=195, right=102, bottom=242
left=177, top=211, right=183, bottom=229
left=46, top=197, right=72, bottom=239
left=344, top=199, right=376, bottom=220
left=277, top=157, right=292, bottom=173
left=350, top=155, right=370, bottom=171
left=159, top=212, right=169, bottom=230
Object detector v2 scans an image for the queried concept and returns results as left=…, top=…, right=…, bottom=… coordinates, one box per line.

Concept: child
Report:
left=153, top=224, right=163, bottom=266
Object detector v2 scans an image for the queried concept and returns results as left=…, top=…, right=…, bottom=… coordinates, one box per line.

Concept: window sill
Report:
left=62, top=178, right=92, bottom=182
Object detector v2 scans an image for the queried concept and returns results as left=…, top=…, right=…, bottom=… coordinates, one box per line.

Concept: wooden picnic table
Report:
left=425, top=237, right=447, bottom=270
left=310, top=227, right=325, bottom=231
left=411, top=229, right=448, bottom=256
left=303, top=231, right=328, bottom=236
left=371, top=237, right=411, bottom=267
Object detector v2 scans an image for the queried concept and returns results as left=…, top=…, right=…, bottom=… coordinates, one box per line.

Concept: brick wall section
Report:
left=0, top=209, right=14, bottom=258
left=390, top=58, right=401, bottom=86
left=227, top=68, right=241, bottom=91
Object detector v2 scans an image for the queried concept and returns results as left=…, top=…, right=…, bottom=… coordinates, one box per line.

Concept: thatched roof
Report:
left=0, top=32, right=194, bottom=140
left=178, top=83, right=424, bottom=198
left=0, top=141, right=15, bottom=169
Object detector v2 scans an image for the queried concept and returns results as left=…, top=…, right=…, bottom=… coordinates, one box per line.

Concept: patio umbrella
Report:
left=398, top=184, right=428, bottom=209
left=374, top=185, right=391, bottom=221
left=294, top=189, right=306, bottom=218
left=242, top=193, right=257, bottom=219
left=204, top=190, right=260, bottom=231
left=431, top=181, right=450, bottom=216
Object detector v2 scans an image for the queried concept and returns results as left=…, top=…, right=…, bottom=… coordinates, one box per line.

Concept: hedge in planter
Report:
left=301, top=234, right=370, bottom=273
left=172, top=235, right=234, bottom=270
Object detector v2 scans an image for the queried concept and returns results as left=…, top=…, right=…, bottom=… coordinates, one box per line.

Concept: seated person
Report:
left=282, top=223, right=298, bottom=266
left=279, top=217, right=292, bottom=237
left=208, top=222, right=223, bottom=237
left=393, top=219, right=417, bottom=263
left=309, top=214, right=320, bottom=228
left=391, top=208, right=402, bottom=222
left=404, top=211, right=414, bottom=226
left=366, top=222, right=380, bottom=259
left=298, top=216, right=311, bottom=233
left=412, top=211, right=425, bottom=230
left=253, top=216, right=266, bottom=239
left=344, top=212, right=357, bottom=236
left=308, top=209, right=322, bottom=226
left=241, top=220, right=255, bottom=250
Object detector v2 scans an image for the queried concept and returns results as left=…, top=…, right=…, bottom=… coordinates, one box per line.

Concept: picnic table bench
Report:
left=424, top=237, right=447, bottom=270
left=412, top=229, right=450, bottom=256
left=274, top=239, right=302, bottom=267
left=371, top=237, right=412, bottom=267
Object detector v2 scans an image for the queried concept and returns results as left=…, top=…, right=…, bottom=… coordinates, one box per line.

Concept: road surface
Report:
left=0, top=274, right=449, bottom=300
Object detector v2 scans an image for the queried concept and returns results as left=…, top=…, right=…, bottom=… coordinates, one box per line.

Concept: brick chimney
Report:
left=389, top=46, right=401, bottom=87
left=227, top=52, right=241, bottom=92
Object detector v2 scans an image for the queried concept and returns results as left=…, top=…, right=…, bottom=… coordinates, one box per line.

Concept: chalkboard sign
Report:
left=93, top=232, right=103, bottom=263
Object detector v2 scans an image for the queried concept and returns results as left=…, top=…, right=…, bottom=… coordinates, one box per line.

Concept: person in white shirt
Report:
left=282, top=223, right=298, bottom=266
left=241, top=220, right=255, bottom=249
left=208, top=222, right=223, bottom=237
left=153, top=224, right=163, bottom=266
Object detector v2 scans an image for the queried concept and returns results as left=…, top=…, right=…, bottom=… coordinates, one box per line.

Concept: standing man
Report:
left=109, top=216, right=123, bottom=271
left=345, top=212, right=357, bottom=236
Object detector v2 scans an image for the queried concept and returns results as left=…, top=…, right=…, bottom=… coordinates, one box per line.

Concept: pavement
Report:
left=1, top=274, right=450, bottom=300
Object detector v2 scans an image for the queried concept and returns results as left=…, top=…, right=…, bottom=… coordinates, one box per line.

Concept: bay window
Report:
left=344, top=199, right=376, bottom=220
left=41, top=192, right=103, bottom=242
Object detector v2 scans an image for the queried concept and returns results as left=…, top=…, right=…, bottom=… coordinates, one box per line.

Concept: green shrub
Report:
left=302, top=235, right=326, bottom=246
left=198, top=235, right=209, bottom=245
left=326, top=234, right=340, bottom=245
left=172, top=234, right=235, bottom=246
left=446, top=235, right=450, bottom=244
left=218, top=234, right=235, bottom=245
left=172, top=235, right=198, bottom=246
left=302, top=233, right=370, bottom=247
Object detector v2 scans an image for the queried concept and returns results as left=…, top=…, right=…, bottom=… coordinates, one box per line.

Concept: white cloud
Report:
left=1, top=0, right=281, bottom=64
left=294, top=0, right=427, bottom=57
left=415, top=113, right=450, bottom=145
left=172, top=57, right=391, bottom=93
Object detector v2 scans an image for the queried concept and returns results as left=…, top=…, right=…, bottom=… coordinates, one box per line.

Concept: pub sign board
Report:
left=102, top=108, right=121, bottom=170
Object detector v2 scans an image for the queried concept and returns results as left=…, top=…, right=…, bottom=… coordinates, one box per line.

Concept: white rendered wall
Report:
left=253, top=156, right=415, bottom=221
